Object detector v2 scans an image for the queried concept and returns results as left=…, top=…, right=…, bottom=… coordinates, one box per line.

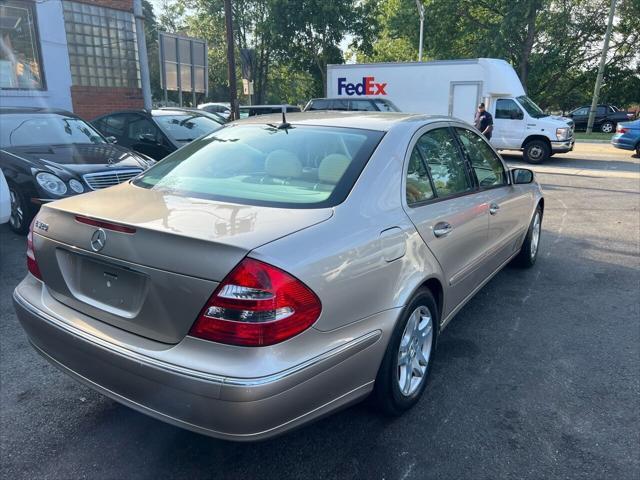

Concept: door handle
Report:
left=489, top=202, right=500, bottom=215
left=433, top=222, right=453, bottom=238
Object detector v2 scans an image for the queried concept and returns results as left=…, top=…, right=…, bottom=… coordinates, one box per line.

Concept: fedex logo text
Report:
left=337, top=76, right=387, bottom=96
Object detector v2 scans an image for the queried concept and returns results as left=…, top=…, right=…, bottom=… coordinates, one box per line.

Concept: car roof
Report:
left=229, top=111, right=453, bottom=132
left=240, top=105, right=299, bottom=109
left=0, top=106, right=77, bottom=116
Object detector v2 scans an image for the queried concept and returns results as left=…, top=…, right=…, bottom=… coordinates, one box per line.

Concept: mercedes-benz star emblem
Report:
left=90, top=228, right=107, bottom=252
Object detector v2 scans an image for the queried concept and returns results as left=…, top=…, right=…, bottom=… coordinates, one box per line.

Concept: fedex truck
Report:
left=326, top=58, right=574, bottom=163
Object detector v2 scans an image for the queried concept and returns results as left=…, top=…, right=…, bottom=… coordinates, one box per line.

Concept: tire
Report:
left=635, top=144, right=639, bottom=157
left=600, top=121, right=614, bottom=134
left=8, top=185, right=34, bottom=235
left=513, top=206, right=542, bottom=268
left=373, top=288, right=438, bottom=415
left=523, top=139, right=550, bottom=164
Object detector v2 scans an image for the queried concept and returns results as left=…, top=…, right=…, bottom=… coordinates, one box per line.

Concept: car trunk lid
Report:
left=32, top=182, right=332, bottom=343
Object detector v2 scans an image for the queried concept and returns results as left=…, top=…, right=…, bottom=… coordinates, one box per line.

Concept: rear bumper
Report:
left=611, top=136, right=636, bottom=151
left=550, top=138, right=574, bottom=153
left=13, top=277, right=393, bottom=441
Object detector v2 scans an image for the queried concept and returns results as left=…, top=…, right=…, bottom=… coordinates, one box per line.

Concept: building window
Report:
left=62, top=1, right=140, bottom=88
left=0, top=1, right=45, bottom=90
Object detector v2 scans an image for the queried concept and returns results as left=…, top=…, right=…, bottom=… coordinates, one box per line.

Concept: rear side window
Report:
left=349, top=100, right=376, bottom=111
left=405, top=147, right=435, bottom=205
left=415, top=128, right=473, bottom=198
left=133, top=125, right=384, bottom=208
left=455, top=128, right=507, bottom=188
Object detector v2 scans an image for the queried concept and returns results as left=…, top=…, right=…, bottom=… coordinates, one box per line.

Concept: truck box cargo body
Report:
left=327, top=58, right=574, bottom=163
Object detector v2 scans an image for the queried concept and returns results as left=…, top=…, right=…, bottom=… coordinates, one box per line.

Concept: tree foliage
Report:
left=145, top=0, right=639, bottom=110
left=360, top=0, right=639, bottom=110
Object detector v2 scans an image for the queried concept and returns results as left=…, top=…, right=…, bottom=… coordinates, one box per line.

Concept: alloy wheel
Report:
left=530, top=212, right=541, bottom=260
left=9, top=189, right=23, bottom=230
left=397, top=305, right=433, bottom=396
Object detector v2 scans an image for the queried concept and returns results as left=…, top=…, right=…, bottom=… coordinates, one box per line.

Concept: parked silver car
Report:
left=13, top=112, right=543, bottom=441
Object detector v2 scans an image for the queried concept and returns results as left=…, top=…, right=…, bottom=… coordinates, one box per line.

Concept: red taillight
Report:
left=190, top=258, right=321, bottom=346
left=27, top=219, right=42, bottom=280
left=616, top=125, right=629, bottom=134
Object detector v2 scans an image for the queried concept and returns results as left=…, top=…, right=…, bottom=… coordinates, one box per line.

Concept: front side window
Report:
left=0, top=113, right=105, bottom=149
left=495, top=99, right=524, bottom=120
left=0, top=1, right=44, bottom=89
left=307, top=99, right=330, bottom=110
left=573, top=107, right=588, bottom=116
left=415, top=128, right=473, bottom=198
left=455, top=128, right=507, bottom=188
left=62, top=1, right=139, bottom=88
left=128, top=115, right=160, bottom=143
left=133, top=125, right=384, bottom=208
left=154, top=114, right=221, bottom=143
left=374, top=99, right=399, bottom=112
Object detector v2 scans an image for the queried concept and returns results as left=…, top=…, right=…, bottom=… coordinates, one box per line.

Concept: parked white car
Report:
left=326, top=58, right=575, bottom=163
left=0, top=169, right=10, bottom=224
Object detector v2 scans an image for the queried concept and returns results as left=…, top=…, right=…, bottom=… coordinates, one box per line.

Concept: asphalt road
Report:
left=1, top=143, right=639, bottom=479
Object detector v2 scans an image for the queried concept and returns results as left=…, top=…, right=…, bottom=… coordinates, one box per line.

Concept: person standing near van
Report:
left=475, top=103, right=493, bottom=140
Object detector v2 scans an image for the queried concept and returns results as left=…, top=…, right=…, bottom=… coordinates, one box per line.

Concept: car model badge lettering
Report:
left=34, top=220, right=49, bottom=232
left=90, top=228, right=107, bottom=252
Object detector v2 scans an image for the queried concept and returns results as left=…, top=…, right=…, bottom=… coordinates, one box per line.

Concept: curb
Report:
left=574, top=139, right=611, bottom=144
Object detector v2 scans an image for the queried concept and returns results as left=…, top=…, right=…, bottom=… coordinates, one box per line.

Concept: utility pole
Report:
left=133, top=0, right=152, bottom=111
left=586, top=0, right=616, bottom=134
left=224, top=0, right=239, bottom=120
left=415, top=0, right=425, bottom=61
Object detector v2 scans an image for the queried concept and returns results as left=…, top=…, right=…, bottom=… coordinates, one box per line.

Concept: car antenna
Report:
left=278, top=104, right=291, bottom=130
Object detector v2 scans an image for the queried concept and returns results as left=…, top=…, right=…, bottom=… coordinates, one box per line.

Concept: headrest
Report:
left=265, top=149, right=302, bottom=178
left=318, top=154, right=351, bottom=184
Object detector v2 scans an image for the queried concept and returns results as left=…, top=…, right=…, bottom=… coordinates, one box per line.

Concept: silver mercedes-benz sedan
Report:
left=13, top=112, right=543, bottom=441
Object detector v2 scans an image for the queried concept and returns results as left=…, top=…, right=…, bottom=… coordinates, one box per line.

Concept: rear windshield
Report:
left=154, top=114, right=221, bottom=143
left=0, top=113, right=105, bottom=148
left=133, top=124, right=384, bottom=208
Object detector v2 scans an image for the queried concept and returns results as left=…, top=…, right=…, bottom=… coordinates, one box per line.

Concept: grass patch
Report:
left=574, top=131, right=613, bottom=141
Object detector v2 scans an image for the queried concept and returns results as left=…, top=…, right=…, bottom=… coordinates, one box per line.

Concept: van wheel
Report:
left=373, top=289, right=437, bottom=415
left=523, top=140, right=550, bottom=164
left=600, top=121, right=614, bottom=133
left=513, top=206, right=542, bottom=268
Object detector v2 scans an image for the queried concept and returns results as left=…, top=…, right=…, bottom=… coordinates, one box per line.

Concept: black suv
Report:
left=304, top=97, right=400, bottom=112
left=567, top=104, right=634, bottom=133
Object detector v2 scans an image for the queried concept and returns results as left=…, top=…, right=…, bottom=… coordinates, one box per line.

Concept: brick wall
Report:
left=71, top=0, right=133, bottom=12
left=71, top=86, right=143, bottom=120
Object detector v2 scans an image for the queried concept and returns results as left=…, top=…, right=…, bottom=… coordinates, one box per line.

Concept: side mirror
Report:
left=105, top=136, right=117, bottom=144
left=511, top=168, right=534, bottom=184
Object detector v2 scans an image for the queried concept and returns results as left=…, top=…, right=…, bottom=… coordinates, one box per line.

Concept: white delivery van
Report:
left=327, top=58, right=574, bottom=163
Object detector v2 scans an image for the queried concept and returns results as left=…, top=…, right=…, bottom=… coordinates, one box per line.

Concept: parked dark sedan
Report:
left=92, top=108, right=222, bottom=160
left=0, top=107, right=154, bottom=234
left=567, top=104, right=634, bottom=133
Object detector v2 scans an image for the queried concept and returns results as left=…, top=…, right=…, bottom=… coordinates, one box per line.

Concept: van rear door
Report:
left=449, top=82, right=481, bottom=124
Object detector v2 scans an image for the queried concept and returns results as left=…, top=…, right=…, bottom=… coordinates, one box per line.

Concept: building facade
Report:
left=0, top=0, right=144, bottom=119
